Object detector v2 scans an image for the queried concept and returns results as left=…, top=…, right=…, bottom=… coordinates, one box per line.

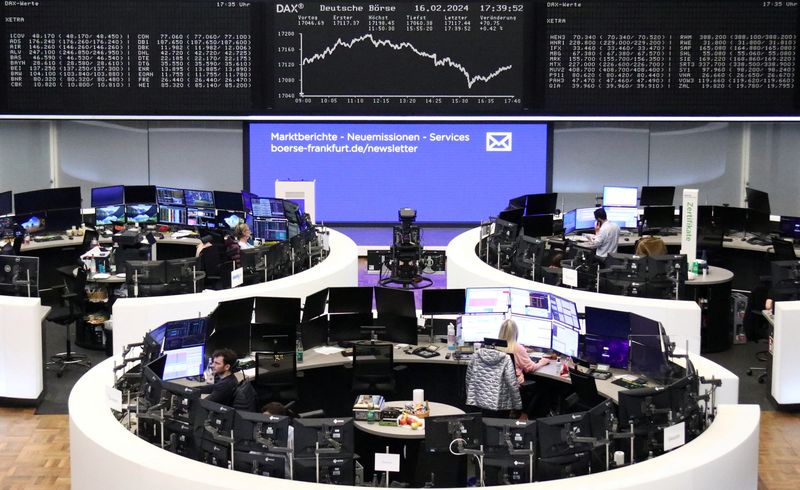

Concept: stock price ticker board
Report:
left=0, top=0, right=798, bottom=116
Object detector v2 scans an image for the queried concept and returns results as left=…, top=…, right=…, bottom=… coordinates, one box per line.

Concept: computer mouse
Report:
left=624, top=237, right=629, bottom=241
left=445, top=353, right=451, bottom=360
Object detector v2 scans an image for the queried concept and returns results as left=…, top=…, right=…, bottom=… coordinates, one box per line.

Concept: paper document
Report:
left=314, top=346, right=345, bottom=355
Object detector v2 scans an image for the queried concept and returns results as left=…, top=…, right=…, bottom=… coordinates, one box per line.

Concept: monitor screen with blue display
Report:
left=603, top=186, right=638, bottom=208
left=126, top=204, right=158, bottom=224
left=549, top=294, right=580, bottom=331
left=248, top=122, right=549, bottom=223
left=95, top=205, right=126, bottom=226
left=605, top=207, right=639, bottom=229
left=91, top=185, right=124, bottom=208
left=184, top=189, right=215, bottom=208
left=562, top=209, right=576, bottom=235
left=574, top=207, right=597, bottom=230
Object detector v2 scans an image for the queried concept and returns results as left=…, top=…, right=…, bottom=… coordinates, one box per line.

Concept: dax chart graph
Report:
left=272, top=2, right=533, bottom=113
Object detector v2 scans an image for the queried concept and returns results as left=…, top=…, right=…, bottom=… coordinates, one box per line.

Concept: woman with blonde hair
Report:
left=498, top=318, right=550, bottom=384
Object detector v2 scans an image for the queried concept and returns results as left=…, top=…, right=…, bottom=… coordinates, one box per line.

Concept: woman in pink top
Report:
left=498, top=319, right=551, bottom=384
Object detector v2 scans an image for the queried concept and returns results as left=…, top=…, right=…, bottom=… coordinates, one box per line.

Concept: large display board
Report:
left=248, top=122, right=549, bottom=222
left=1, top=0, right=798, bottom=116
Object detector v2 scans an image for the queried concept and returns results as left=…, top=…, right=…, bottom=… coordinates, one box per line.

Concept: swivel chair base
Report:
left=47, top=351, right=92, bottom=378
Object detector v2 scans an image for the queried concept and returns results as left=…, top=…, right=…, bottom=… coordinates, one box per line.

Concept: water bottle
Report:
left=296, top=335, right=304, bottom=363
left=447, top=323, right=456, bottom=351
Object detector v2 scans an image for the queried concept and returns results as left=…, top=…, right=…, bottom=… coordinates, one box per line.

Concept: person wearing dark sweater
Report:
left=197, top=348, right=238, bottom=407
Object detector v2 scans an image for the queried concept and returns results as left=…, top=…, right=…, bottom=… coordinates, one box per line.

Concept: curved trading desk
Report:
left=111, top=229, right=358, bottom=356
left=0, top=296, right=49, bottom=404
left=70, top=353, right=756, bottom=490
left=446, top=228, right=703, bottom=355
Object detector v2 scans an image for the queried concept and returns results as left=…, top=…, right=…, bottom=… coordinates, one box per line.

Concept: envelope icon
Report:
left=486, top=132, right=512, bottom=152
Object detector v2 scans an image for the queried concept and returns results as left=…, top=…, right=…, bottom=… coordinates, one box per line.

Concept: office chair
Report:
left=697, top=225, right=725, bottom=266
left=465, top=347, right=521, bottom=417
left=199, top=244, right=225, bottom=289
left=635, top=236, right=667, bottom=257
left=81, top=229, right=99, bottom=253
left=745, top=282, right=771, bottom=383
left=770, top=237, right=797, bottom=261
left=254, top=351, right=298, bottom=406
left=566, top=369, right=605, bottom=411
left=45, top=267, right=92, bottom=377
left=12, top=235, right=23, bottom=255
left=351, top=341, right=397, bottom=397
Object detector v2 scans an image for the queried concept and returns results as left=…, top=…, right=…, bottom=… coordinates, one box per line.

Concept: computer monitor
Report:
left=0, top=255, right=39, bottom=297
left=421, top=288, right=466, bottom=315
left=14, top=189, right=47, bottom=214
left=15, top=213, right=46, bottom=234
left=745, top=187, right=770, bottom=214
left=464, top=287, right=510, bottom=314
left=603, top=186, right=637, bottom=208
left=186, top=207, right=217, bottom=228
left=254, top=296, right=301, bottom=326
left=605, top=252, right=649, bottom=281
left=617, top=386, right=673, bottom=458
left=293, top=417, right=354, bottom=457
left=165, top=256, right=201, bottom=283
left=327, top=312, right=372, bottom=343
left=562, top=209, right=577, bottom=235
left=509, top=289, right=550, bottom=318
left=639, top=186, right=675, bottom=206
left=647, top=254, right=688, bottom=284
left=779, top=216, right=800, bottom=240
left=163, top=317, right=208, bottom=351
left=251, top=197, right=277, bottom=218
left=584, top=306, right=631, bottom=339
left=605, top=206, right=639, bottom=229
left=511, top=314, right=551, bottom=350
left=425, top=413, right=483, bottom=454
left=251, top=218, right=289, bottom=241
left=125, top=260, right=166, bottom=285
left=581, top=334, right=629, bottom=369
left=124, top=185, right=157, bottom=204
left=91, top=185, right=125, bottom=208
left=156, top=186, right=185, bottom=206
left=490, top=218, right=519, bottom=244
left=233, top=452, right=287, bottom=479
left=141, top=354, right=166, bottom=407
left=143, top=324, right=167, bottom=363
left=457, top=313, right=504, bottom=343
left=42, top=187, right=82, bottom=211
left=482, top=417, right=536, bottom=454
left=642, top=206, right=676, bottom=229
left=293, top=456, right=353, bottom=485
left=158, top=205, right=186, bottom=226
left=197, top=398, right=237, bottom=441
left=574, top=207, right=597, bottom=231
left=216, top=210, right=245, bottom=230
left=183, top=189, right=214, bottom=208
left=327, top=287, right=373, bottom=314
left=497, top=207, right=524, bottom=226
left=549, top=294, right=580, bottom=330
left=302, top=288, right=328, bottom=323
left=161, top=344, right=206, bottom=381
left=508, top=195, right=527, bottom=208
left=511, top=235, right=546, bottom=278
left=214, top=190, right=244, bottom=212
left=524, top=193, right=558, bottom=215
left=746, top=209, right=771, bottom=235
left=551, top=322, right=580, bottom=357
left=95, top=205, right=127, bottom=226
left=234, top=411, right=290, bottom=452
left=629, top=334, right=670, bottom=384
left=715, top=206, right=748, bottom=233
left=126, top=204, right=158, bottom=224
left=521, top=214, right=554, bottom=237
left=537, top=410, right=593, bottom=459
left=771, top=260, right=800, bottom=289
left=45, top=208, right=83, bottom=231
left=0, top=190, right=11, bottom=216
left=300, top=316, right=328, bottom=349
left=375, top=286, right=416, bottom=319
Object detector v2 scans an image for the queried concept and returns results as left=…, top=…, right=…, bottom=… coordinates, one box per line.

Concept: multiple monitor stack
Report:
left=599, top=252, right=688, bottom=300
left=125, top=257, right=205, bottom=297
left=8, top=186, right=83, bottom=236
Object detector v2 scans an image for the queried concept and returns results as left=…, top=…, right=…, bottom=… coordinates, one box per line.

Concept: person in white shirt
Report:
left=234, top=223, right=254, bottom=250
left=588, top=208, right=620, bottom=262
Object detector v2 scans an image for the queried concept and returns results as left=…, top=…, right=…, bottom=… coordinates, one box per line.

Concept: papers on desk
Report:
left=314, top=346, right=345, bottom=355
left=92, top=273, right=111, bottom=279
left=171, top=230, right=194, bottom=238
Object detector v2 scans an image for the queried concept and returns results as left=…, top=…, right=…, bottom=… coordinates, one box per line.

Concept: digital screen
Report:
left=582, top=335, right=629, bottom=369
left=575, top=207, right=597, bottom=230
left=0, top=191, right=11, bottom=215
left=217, top=211, right=245, bottom=230
left=162, top=345, right=205, bottom=381
left=551, top=322, right=580, bottom=358
left=779, top=216, right=800, bottom=240
left=17, top=214, right=45, bottom=233
left=465, top=287, right=510, bottom=314
left=512, top=314, right=551, bottom=350
left=91, top=185, right=124, bottom=207
left=156, top=187, right=185, bottom=206
left=458, top=313, right=504, bottom=344
left=187, top=207, right=216, bottom=227
left=605, top=207, right=639, bottom=229
left=249, top=122, right=549, bottom=222
left=124, top=186, right=156, bottom=204
left=251, top=197, right=276, bottom=218
left=213, top=191, right=244, bottom=212
left=252, top=218, right=289, bottom=241
left=584, top=306, right=631, bottom=339
left=603, top=186, right=638, bottom=208
left=562, top=209, right=576, bottom=235
left=126, top=204, right=158, bottom=224
left=549, top=294, right=580, bottom=331
left=184, top=189, right=215, bottom=208
left=509, top=289, right=550, bottom=318
left=158, top=205, right=186, bottom=225
left=95, top=205, right=126, bottom=226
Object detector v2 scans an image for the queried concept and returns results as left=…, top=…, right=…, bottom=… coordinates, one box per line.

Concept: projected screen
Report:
left=512, top=314, right=552, bottom=350
left=458, top=313, right=504, bottom=344
left=465, top=287, right=510, bottom=314
left=248, top=122, right=549, bottom=222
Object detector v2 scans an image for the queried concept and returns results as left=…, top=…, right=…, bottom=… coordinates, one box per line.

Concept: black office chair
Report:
left=254, top=351, right=298, bottom=406
left=45, top=267, right=92, bottom=377
left=697, top=225, right=725, bottom=266
left=770, top=237, right=797, bottom=261
left=81, top=229, right=99, bottom=253
left=351, top=341, right=396, bottom=397
left=566, top=369, right=605, bottom=411
left=199, top=244, right=225, bottom=290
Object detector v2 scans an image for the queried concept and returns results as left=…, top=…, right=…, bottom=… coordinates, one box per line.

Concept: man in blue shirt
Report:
left=588, top=208, right=620, bottom=263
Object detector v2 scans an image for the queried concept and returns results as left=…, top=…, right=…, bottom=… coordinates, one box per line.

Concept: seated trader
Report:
left=588, top=208, right=620, bottom=263
left=224, top=223, right=253, bottom=267
left=498, top=319, right=551, bottom=418
left=197, top=348, right=239, bottom=407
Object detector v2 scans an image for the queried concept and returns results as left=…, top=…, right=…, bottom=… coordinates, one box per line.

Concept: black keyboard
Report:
left=32, top=235, right=64, bottom=242
left=612, top=378, right=646, bottom=389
